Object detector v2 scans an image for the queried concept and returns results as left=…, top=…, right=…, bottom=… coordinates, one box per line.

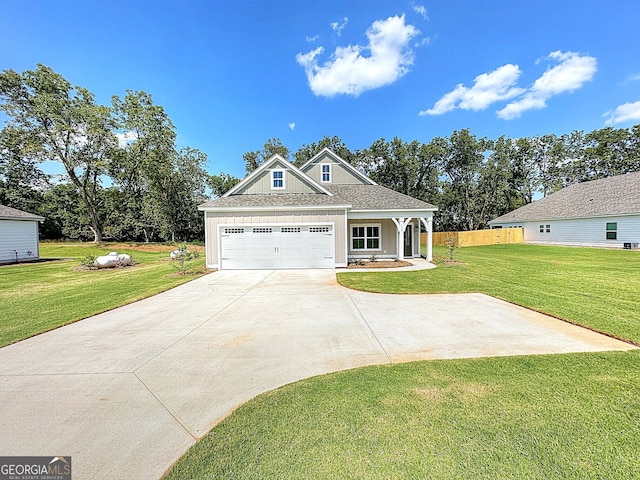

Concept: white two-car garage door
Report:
left=220, top=225, right=334, bottom=269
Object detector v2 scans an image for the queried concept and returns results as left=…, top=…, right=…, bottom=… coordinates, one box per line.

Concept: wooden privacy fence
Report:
left=421, top=228, right=524, bottom=247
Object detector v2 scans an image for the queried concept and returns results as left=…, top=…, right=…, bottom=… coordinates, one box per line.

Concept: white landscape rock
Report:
left=94, top=252, right=132, bottom=269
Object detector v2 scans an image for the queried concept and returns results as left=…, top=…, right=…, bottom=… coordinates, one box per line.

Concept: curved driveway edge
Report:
left=0, top=269, right=635, bottom=479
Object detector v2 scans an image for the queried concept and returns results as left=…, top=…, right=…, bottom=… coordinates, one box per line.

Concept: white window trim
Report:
left=351, top=223, right=382, bottom=251
left=271, top=169, right=285, bottom=190
left=321, top=163, right=331, bottom=183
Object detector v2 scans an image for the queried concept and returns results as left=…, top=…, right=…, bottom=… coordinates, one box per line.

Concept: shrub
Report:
left=79, top=253, right=97, bottom=268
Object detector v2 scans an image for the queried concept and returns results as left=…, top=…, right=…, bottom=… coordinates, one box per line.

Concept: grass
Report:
left=166, top=351, right=640, bottom=479
left=165, top=244, right=640, bottom=479
left=338, top=244, right=640, bottom=345
left=0, top=242, right=206, bottom=347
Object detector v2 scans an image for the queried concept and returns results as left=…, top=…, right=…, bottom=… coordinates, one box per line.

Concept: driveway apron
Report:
left=0, top=269, right=635, bottom=479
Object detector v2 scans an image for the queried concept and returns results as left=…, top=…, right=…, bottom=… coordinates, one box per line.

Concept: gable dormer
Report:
left=300, top=148, right=375, bottom=186
left=224, top=154, right=333, bottom=196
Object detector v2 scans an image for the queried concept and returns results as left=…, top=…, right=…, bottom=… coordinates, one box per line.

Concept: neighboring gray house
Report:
left=488, top=171, right=640, bottom=248
left=0, top=205, right=45, bottom=263
left=199, top=148, right=438, bottom=270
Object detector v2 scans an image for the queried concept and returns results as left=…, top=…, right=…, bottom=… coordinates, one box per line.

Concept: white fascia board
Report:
left=348, top=208, right=437, bottom=219
left=301, top=147, right=376, bottom=185
left=0, top=216, right=45, bottom=222
left=199, top=204, right=352, bottom=212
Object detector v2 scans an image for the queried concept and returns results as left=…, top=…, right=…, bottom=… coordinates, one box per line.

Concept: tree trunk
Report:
left=89, top=225, right=102, bottom=243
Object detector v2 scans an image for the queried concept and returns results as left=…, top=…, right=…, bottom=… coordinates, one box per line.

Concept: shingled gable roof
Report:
left=489, top=171, right=640, bottom=224
left=0, top=204, right=45, bottom=221
left=222, top=154, right=332, bottom=197
left=199, top=150, right=438, bottom=212
left=300, top=147, right=376, bottom=185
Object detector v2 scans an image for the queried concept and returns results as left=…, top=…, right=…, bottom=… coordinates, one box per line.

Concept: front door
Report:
left=404, top=224, right=412, bottom=257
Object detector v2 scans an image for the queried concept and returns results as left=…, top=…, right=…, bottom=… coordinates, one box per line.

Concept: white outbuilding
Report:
left=488, top=171, right=640, bottom=249
left=0, top=204, right=45, bottom=264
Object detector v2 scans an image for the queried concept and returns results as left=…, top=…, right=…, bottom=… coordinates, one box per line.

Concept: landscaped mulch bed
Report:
left=347, top=260, right=413, bottom=269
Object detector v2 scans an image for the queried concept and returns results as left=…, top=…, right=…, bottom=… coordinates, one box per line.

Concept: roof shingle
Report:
left=326, top=184, right=437, bottom=210
left=198, top=185, right=438, bottom=211
left=0, top=204, right=45, bottom=221
left=198, top=193, right=348, bottom=209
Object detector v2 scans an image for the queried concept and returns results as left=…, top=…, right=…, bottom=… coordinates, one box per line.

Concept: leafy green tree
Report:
left=358, top=137, right=440, bottom=203
left=582, top=126, right=640, bottom=178
left=0, top=126, right=47, bottom=212
left=148, top=147, right=208, bottom=242
left=0, top=64, right=117, bottom=241
left=243, top=138, right=290, bottom=173
left=439, top=129, right=488, bottom=230
left=510, top=137, right=537, bottom=205
left=110, top=90, right=177, bottom=241
left=208, top=172, right=240, bottom=197
left=530, top=134, right=566, bottom=196
left=293, top=135, right=354, bottom=167
left=39, top=182, right=95, bottom=240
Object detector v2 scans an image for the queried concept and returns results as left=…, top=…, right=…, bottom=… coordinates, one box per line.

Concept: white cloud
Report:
left=419, top=64, right=524, bottom=115
left=115, top=130, right=138, bottom=147
left=330, top=17, right=348, bottom=36
left=288, top=122, right=296, bottom=131
left=413, top=4, right=428, bottom=20
left=604, top=101, right=640, bottom=125
left=296, top=15, right=420, bottom=97
left=497, top=51, right=597, bottom=119
left=421, top=50, right=597, bottom=120
left=306, top=35, right=319, bottom=43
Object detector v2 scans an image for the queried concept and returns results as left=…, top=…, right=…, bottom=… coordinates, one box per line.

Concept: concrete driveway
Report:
left=0, top=269, right=635, bottom=479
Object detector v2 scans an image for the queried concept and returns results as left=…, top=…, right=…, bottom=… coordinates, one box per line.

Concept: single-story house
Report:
left=0, top=204, right=45, bottom=264
left=198, top=148, right=438, bottom=270
left=488, top=171, right=640, bottom=248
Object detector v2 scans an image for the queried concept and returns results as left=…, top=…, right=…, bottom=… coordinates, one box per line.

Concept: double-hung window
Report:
left=321, top=164, right=331, bottom=183
left=606, top=222, right=617, bottom=240
left=351, top=224, right=381, bottom=250
left=271, top=170, right=285, bottom=190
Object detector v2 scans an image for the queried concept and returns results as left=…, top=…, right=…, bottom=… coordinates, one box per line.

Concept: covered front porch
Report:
left=346, top=210, right=434, bottom=263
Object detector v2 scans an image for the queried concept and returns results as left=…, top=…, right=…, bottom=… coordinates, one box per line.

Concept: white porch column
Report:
left=391, top=217, right=411, bottom=260
left=420, top=216, right=433, bottom=261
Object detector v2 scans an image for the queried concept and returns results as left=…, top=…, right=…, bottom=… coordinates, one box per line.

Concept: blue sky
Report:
left=1, top=0, right=639, bottom=178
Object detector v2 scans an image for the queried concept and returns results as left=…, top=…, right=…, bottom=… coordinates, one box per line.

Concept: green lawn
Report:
left=165, top=244, right=640, bottom=479
left=339, top=244, right=640, bottom=345
left=0, top=242, right=205, bottom=347
left=166, top=351, right=640, bottom=480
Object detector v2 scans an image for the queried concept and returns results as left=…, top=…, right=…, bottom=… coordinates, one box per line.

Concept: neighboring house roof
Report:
left=489, top=171, right=640, bottom=224
left=0, top=204, right=45, bottom=221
